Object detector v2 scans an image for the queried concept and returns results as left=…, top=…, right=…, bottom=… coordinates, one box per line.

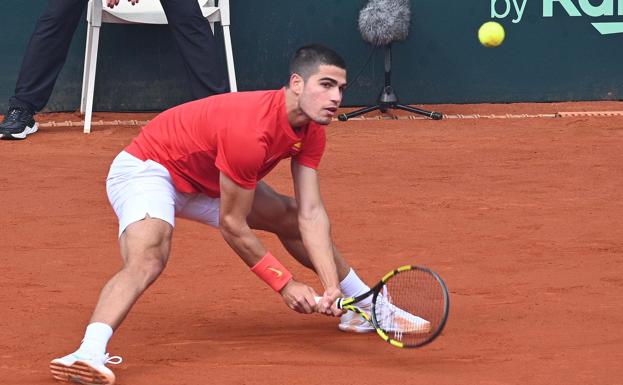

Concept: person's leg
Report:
left=89, top=217, right=173, bottom=329
left=160, top=0, right=228, bottom=98
left=50, top=218, right=173, bottom=385
left=1, top=0, right=86, bottom=140
left=51, top=152, right=178, bottom=384
left=12, top=0, right=87, bottom=112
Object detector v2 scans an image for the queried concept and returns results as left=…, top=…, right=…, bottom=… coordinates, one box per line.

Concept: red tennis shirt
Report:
left=124, top=88, right=326, bottom=197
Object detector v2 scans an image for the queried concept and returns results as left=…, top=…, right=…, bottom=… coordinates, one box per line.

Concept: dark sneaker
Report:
left=0, top=107, right=38, bottom=140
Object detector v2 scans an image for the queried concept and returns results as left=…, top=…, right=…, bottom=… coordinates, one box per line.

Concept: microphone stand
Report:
left=338, top=44, right=443, bottom=121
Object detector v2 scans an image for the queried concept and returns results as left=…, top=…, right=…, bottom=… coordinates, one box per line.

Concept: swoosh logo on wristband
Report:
left=267, top=267, right=284, bottom=278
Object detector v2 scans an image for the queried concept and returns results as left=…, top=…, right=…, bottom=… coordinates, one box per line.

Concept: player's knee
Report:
left=123, top=237, right=169, bottom=281
left=125, top=254, right=167, bottom=285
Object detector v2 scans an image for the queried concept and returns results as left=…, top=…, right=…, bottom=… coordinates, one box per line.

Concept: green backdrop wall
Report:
left=0, top=0, right=621, bottom=113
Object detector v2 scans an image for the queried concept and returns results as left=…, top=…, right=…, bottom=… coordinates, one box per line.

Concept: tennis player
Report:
left=50, top=44, right=377, bottom=385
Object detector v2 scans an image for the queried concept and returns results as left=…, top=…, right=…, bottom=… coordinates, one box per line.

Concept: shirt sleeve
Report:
left=215, top=127, right=266, bottom=189
left=294, top=125, right=326, bottom=169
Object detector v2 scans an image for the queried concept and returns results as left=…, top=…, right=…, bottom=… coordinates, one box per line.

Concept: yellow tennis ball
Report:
left=478, top=21, right=505, bottom=47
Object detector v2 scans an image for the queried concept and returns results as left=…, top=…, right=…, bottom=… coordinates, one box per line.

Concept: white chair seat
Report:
left=102, top=1, right=219, bottom=25
left=81, top=0, right=237, bottom=133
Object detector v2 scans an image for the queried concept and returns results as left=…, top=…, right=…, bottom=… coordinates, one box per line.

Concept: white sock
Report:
left=78, top=322, right=113, bottom=357
left=340, top=268, right=371, bottom=306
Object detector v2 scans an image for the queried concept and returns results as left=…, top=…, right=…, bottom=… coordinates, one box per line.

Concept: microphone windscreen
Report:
left=358, top=0, right=411, bottom=46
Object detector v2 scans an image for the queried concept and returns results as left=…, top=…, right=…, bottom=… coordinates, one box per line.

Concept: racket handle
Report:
left=313, top=296, right=344, bottom=309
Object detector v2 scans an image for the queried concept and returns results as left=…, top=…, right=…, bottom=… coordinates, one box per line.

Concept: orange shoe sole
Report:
left=50, top=360, right=115, bottom=385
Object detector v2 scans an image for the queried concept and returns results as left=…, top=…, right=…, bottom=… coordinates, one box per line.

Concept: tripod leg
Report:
left=338, top=104, right=382, bottom=121
left=394, top=104, right=443, bottom=120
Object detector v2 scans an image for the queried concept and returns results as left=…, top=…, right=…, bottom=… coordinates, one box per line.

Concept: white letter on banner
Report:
left=579, top=0, right=614, bottom=16
left=512, top=0, right=528, bottom=23
left=492, top=0, right=511, bottom=18
left=543, top=0, right=582, bottom=17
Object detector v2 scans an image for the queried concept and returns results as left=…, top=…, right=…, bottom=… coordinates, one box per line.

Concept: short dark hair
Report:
left=289, top=44, right=346, bottom=82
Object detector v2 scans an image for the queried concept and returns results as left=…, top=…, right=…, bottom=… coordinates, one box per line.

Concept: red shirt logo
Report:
left=290, top=141, right=302, bottom=155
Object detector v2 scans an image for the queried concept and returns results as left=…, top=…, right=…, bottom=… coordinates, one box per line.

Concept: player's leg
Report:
left=51, top=217, right=172, bottom=384
left=50, top=218, right=173, bottom=385
left=89, top=217, right=173, bottom=329
left=51, top=152, right=178, bottom=385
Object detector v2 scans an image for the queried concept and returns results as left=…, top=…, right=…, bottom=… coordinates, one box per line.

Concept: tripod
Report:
left=338, top=44, right=443, bottom=121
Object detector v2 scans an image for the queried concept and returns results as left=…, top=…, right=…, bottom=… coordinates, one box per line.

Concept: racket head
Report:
left=370, top=265, right=449, bottom=348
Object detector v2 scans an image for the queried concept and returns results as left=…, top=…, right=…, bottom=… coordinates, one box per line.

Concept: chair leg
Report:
left=81, top=22, right=94, bottom=114
left=83, top=25, right=101, bottom=134
left=222, top=25, right=237, bottom=92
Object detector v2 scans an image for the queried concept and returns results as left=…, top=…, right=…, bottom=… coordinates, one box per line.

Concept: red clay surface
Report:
left=1, top=101, right=623, bottom=385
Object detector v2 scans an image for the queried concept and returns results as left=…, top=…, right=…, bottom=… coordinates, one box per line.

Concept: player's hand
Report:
left=279, top=279, right=319, bottom=314
left=316, top=286, right=344, bottom=317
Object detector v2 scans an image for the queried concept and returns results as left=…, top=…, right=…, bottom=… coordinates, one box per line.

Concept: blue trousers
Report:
left=10, top=0, right=227, bottom=112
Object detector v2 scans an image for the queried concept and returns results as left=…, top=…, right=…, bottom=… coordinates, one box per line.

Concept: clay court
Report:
left=1, top=101, right=622, bottom=385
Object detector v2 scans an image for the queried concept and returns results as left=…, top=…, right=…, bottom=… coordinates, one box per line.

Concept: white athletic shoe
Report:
left=375, top=295, right=432, bottom=334
left=339, top=293, right=431, bottom=334
left=338, top=303, right=375, bottom=333
left=50, top=351, right=122, bottom=385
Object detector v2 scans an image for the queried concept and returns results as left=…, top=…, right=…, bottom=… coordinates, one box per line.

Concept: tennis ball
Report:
left=478, top=21, right=505, bottom=48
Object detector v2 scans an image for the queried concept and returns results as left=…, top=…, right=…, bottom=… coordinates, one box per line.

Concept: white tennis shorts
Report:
left=106, top=151, right=220, bottom=236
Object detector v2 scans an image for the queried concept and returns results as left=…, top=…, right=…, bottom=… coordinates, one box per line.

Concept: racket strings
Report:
left=373, top=269, right=447, bottom=347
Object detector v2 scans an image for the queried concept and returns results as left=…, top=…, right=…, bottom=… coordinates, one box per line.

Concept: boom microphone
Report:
left=340, top=0, right=443, bottom=122
left=358, top=0, right=411, bottom=46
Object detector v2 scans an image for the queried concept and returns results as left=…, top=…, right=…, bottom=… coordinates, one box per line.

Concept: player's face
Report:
left=299, top=65, right=347, bottom=125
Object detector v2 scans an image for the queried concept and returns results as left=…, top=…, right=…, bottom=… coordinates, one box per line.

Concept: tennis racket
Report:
left=317, top=265, right=449, bottom=348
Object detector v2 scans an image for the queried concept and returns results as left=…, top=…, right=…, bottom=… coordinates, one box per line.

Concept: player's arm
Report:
left=218, top=172, right=265, bottom=265
left=291, top=160, right=342, bottom=312
left=219, top=172, right=319, bottom=313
